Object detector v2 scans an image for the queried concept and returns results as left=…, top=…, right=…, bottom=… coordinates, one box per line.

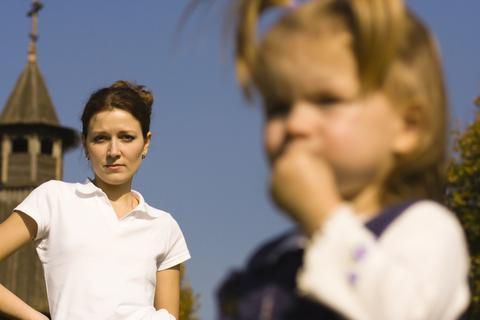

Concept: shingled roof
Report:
left=0, top=60, right=60, bottom=125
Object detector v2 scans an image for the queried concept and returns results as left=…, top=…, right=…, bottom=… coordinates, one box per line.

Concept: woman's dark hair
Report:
left=81, top=80, right=153, bottom=139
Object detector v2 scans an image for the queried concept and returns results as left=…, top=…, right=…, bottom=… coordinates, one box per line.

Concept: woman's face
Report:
left=84, top=108, right=151, bottom=187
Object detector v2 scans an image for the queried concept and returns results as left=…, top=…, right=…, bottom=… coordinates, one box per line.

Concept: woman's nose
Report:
left=107, top=139, right=120, bottom=157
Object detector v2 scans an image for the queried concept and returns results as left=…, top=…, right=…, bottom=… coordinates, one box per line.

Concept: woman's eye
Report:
left=120, top=135, right=135, bottom=142
left=92, top=135, right=108, bottom=143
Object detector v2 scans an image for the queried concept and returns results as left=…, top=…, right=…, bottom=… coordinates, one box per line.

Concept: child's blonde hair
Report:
left=233, top=0, right=448, bottom=204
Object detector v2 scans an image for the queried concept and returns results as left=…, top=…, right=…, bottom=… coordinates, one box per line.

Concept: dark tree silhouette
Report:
left=180, top=264, right=200, bottom=320
left=446, top=96, right=480, bottom=318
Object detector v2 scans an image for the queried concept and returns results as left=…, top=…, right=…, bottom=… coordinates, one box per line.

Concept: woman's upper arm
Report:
left=154, top=264, right=181, bottom=319
left=0, top=211, right=37, bottom=261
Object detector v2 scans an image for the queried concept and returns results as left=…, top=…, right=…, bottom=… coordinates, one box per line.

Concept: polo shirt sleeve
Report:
left=296, top=202, right=470, bottom=320
left=14, top=180, right=58, bottom=241
left=157, top=217, right=191, bottom=271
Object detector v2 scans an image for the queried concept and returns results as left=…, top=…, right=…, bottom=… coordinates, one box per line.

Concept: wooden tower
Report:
left=0, top=0, right=78, bottom=317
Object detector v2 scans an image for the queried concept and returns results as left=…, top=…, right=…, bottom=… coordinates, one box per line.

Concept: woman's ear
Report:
left=142, top=132, right=152, bottom=157
left=392, top=104, right=423, bottom=155
left=82, top=135, right=89, bottom=159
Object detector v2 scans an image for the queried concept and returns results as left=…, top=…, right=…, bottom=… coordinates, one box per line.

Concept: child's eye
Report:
left=312, top=94, right=341, bottom=107
left=264, top=101, right=289, bottom=119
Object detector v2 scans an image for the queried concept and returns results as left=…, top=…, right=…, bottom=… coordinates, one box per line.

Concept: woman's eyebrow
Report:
left=89, top=130, right=109, bottom=135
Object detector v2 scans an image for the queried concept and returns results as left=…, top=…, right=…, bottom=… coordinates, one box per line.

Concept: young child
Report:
left=217, top=0, right=470, bottom=319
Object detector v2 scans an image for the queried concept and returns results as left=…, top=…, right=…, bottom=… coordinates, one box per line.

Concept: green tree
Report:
left=446, top=96, right=480, bottom=318
left=179, top=264, right=200, bottom=320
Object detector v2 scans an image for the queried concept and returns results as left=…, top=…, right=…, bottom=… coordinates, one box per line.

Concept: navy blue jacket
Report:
left=217, top=201, right=416, bottom=320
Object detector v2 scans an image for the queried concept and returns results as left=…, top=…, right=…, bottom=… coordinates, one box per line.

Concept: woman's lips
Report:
left=104, top=164, right=125, bottom=171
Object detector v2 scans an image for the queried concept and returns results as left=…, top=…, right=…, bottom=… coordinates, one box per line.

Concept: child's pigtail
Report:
left=350, top=0, right=406, bottom=92
left=235, top=0, right=291, bottom=100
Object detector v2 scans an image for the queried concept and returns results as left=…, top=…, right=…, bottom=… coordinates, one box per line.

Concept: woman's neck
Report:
left=92, top=177, right=132, bottom=202
left=93, top=177, right=139, bottom=219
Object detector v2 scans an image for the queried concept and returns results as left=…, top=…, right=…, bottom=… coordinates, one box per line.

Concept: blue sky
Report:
left=0, top=1, right=478, bottom=319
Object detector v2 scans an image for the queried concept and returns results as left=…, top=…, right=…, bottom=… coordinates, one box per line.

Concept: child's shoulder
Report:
left=402, top=200, right=457, bottom=223
left=386, top=200, right=464, bottom=240
left=247, top=229, right=305, bottom=269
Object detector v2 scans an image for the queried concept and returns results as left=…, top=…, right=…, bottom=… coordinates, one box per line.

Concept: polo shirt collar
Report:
left=75, top=179, right=160, bottom=219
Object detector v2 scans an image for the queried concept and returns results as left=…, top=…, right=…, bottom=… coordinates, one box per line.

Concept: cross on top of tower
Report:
left=27, top=0, right=43, bottom=63
left=0, top=0, right=79, bottom=151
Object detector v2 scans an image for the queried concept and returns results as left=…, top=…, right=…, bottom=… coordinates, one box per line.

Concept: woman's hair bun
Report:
left=110, top=80, right=154, bottom=109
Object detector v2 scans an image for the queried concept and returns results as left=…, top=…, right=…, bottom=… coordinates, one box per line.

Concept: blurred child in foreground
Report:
left=217, top=0, right=470, bottom=319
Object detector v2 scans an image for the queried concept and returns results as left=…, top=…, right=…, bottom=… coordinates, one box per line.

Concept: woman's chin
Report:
left=94, top=174, right=133, bottom=188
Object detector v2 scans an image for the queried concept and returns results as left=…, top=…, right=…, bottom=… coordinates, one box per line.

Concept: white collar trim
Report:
left=75, top=179, right=159, bottom=218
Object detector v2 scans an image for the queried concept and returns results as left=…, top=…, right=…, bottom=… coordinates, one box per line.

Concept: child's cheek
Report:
left=263, top=120, right=285, bottom=161
left=322, top=119, right=360, bottom=161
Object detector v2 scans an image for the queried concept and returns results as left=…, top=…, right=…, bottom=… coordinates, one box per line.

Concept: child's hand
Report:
left=270, top=139, right=341, bottom=236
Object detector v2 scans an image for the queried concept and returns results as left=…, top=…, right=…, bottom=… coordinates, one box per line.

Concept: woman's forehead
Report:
left=88, top=109, right=141, bottom=131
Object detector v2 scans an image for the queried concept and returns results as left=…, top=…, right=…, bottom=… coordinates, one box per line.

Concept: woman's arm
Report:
left=154, top=264, right=181, bottom=319
left=0, top=211, right=48, bottom=320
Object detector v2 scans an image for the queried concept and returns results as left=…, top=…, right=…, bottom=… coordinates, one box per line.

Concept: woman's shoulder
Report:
left=29, top=180, right=97, bottom=203
left=144, top=204, right=175, bottom=220
left=33, top=179, right=77, bottom=194
left=143, top=203, right=185, bottom=230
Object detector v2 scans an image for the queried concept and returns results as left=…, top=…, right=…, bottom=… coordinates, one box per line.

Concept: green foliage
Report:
left=446, top=104, right=480, bottom=318
left=179, top=264, right=200, bottom=320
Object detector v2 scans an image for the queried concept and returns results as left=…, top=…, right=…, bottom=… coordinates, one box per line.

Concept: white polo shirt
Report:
left=15, top=180, right=191, bottom=320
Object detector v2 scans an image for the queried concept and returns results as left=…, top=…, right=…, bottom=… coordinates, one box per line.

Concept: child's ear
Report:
left=392, top=104, right=423, bottom=155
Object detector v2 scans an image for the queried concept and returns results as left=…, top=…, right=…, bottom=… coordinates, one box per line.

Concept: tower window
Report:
left=12, top=137, right=28, bottom=153
left=41, top=138, right=53, bottom=155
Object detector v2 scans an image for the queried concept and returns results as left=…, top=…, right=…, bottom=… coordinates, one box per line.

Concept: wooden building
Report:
left=0, top=1, right=78, bottom=317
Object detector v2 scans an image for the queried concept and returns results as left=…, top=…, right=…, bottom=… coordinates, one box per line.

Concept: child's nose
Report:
left=285, top=101, right=320, bottom=138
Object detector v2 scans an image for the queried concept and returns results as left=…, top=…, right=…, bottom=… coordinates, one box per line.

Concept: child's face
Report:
left=261, top=35, right=406, bottom=200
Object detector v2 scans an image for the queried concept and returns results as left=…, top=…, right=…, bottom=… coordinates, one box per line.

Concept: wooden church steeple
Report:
left=0, top=1, right=78, bottom=316
left=0, top=0, right=78, bottom=188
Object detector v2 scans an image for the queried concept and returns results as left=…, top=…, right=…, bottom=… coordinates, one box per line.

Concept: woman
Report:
left=0, top=81, right=190, bottom=320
